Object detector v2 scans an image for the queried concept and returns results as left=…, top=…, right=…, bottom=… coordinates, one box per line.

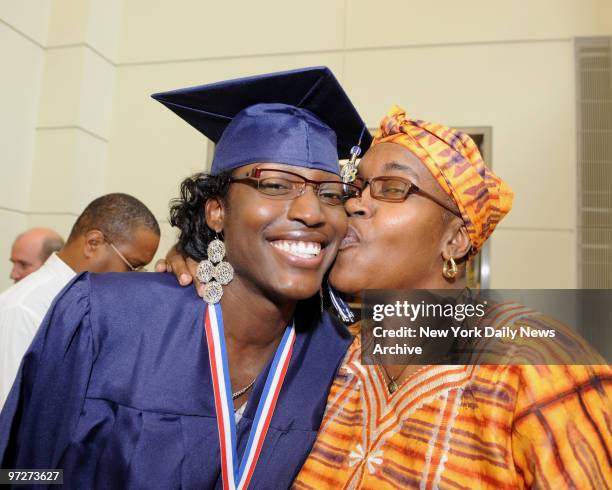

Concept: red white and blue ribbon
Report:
left=204, top=303, right=296, bottom=490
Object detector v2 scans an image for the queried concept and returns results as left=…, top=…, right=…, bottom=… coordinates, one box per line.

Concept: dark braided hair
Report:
left=169, top=171, right=232, bottom=261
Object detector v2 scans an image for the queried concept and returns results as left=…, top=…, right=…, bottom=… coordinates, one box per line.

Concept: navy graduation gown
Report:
left=0, top=272, right=351, bottom=489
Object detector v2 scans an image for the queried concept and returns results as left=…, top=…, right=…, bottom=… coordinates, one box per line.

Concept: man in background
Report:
left=9, top=228, right=64, bottom=283
left=0, top=193, right=160, bottom=406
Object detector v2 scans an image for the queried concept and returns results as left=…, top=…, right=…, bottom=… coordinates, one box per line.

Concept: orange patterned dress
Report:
left=293, top=330, right=611, bottom=489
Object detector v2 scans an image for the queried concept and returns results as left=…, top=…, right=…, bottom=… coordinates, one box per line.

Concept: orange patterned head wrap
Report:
left=371, top=106, right=513, bottom=254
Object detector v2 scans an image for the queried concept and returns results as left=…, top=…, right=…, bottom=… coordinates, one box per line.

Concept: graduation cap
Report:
left=151, top=66, right=371, bottom=176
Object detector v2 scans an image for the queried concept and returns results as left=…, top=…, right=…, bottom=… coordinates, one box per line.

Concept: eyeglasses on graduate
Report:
left=229, top=168, right=362, bottom=206
left=353, top=176, right=462, bottom=217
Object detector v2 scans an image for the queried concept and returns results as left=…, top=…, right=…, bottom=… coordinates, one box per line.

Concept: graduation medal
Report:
left=204, top=303, right=296, bottom=490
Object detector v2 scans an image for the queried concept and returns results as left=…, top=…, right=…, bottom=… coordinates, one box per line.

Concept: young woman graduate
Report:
left=0, top=67, right=370, bottom=489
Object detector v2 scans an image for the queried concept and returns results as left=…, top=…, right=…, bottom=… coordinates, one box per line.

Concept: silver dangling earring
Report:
left=196, top=233, right=234, bottom=304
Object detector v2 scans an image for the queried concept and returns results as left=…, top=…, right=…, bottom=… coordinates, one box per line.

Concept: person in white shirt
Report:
left=0, top=193, right=161, bottom=407
left=8, top=228, right=64, bottom=283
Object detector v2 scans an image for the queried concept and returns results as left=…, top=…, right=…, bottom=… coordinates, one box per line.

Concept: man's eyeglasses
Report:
left=353, top=176, right=462, bottom=217
left=229, top=168, right=361, bottom=206
left=103, top=236, right=147, bottom=272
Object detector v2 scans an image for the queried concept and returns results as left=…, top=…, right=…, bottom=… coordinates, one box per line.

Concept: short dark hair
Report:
left=39, top=235, right=64, bottom=261
left=169, top=171, right=232, bottom=261
left=68, top=193, right=160, bottom=244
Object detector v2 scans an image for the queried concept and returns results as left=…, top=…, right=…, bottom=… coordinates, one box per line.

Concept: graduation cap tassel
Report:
left=327, top=281, right=355, bottom=324
left=340, top=125, right=367, bottom=183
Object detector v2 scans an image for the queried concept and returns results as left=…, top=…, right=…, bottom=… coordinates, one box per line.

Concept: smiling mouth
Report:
left=270, top=240, right=322, bottom=258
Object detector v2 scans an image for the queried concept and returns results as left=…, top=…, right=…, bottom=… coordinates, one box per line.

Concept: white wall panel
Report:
left=118, top=0, right=345, bottom=64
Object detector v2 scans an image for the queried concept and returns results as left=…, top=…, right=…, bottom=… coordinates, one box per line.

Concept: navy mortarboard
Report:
left=151, top=66, right=371, bottom=178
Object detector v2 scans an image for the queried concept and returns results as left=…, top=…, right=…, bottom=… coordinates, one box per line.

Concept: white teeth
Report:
left=271, top=240, right=322, bottom=258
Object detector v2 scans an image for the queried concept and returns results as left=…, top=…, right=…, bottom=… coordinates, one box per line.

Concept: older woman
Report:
left=0, top=67, right=369, bottom=489
left=292, top=107, right=611, bottom=489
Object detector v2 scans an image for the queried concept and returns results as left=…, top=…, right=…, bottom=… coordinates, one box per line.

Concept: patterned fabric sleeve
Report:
left=511, top=364, right=612, bottom=489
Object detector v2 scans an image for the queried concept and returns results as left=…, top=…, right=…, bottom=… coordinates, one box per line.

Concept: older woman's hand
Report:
left=155, top=245, right=204, bottom=297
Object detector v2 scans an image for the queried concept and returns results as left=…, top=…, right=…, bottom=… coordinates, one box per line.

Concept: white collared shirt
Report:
left=0, top=253, right=75, bottom=407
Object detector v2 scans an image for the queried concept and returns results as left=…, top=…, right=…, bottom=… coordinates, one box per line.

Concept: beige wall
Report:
left=1, top=1, right=51, bottom=286
left=2, top=0, right=611, bottom=291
